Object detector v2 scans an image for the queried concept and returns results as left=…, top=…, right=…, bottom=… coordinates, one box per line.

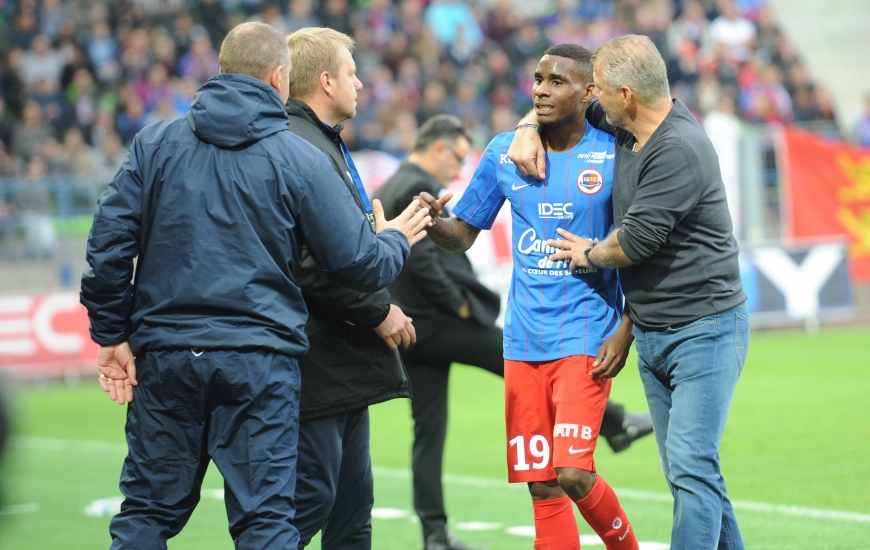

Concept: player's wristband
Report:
left=515, top=123, right=540, bottom=132
left=583, top=241, right=600, bottom=269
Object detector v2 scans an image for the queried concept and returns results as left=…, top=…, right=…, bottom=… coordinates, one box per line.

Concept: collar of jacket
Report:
left=284, top=98, right=344, bottom=149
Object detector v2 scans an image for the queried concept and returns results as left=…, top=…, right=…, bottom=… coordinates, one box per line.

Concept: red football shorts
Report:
left=504, top=355, right=612, bottom=483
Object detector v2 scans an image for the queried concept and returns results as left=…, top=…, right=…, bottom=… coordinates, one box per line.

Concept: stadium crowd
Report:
left=0, top=0, right=848, bottom=183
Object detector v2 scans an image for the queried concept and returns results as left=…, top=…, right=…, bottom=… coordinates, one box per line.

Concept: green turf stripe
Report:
left=15, top=436, right=870, bottom=525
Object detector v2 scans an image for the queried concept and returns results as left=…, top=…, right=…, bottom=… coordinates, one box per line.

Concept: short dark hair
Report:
left=543, top=43, right=593, bottom=83
left=412, top=115, right=471, bottom=153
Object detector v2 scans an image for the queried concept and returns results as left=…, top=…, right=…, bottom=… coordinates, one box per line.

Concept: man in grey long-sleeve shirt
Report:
left=509, top=35, right=750, bottom=550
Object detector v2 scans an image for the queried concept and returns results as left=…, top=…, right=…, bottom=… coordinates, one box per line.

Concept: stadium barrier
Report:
left=0, top=290, right=98, bottom=377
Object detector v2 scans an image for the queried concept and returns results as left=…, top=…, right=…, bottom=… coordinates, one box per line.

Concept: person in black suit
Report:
left=374, top=116, right=500, bottom=550
left=374, top=115, right=653, bottom=550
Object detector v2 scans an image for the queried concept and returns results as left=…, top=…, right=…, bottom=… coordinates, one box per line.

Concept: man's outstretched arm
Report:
left=414, top=191, right=481, bottom=254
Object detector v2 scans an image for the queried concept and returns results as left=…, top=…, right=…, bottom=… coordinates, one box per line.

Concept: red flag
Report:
left=781, top=126, right=870, bottom=280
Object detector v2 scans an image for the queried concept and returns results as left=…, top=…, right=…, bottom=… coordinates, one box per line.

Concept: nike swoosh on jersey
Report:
left=567, top=447, right=590, bottom=454
left=511, top=182, right=532, bottom=191
left=619, top=526, right=631, bottom=541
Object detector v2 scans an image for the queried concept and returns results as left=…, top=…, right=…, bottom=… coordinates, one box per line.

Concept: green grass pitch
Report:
left=0, top=326, right=868, bottom=549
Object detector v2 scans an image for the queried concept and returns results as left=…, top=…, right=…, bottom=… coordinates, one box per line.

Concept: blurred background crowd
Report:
left=0, top=0, right=868, bottom=257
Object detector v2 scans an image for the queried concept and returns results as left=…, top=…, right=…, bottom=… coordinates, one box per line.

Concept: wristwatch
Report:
left=583, top=241, right=599, bottom=269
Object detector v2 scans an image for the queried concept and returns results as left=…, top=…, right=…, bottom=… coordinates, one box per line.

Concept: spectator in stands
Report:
left=38, top=0, right=66, bottom=40
left=172, top=13, right=207, bottom=57
left=152, top=33, right=179, bottom=76
left=39, top=137, right=67, bottom=174
left=1, top=50, right=26, bottom=115
left=92, top=132, right=126, bottom=177
left=855, top=95, right=870, bottom=147
left=133, top=63, right=173, bottom=114
left=20, top=34, right=64, bottom=89
left=0, top=141, right=22, bottom=177
left=740, top=64, right=793, bottom=123
left=285, top=0, right=321, bottom=33
left=32, top=77, right=72, bottom=137
left=424, top=0, right=483, bottom=52
left=61, top=127, right=94, bottom=176
left=66, top=67, right=98, bottom=134
left=179, top=34, right=219, bottom=84
left=416, top=81, right=448, bottom=126
left=116, top=95, right=148, bottom=146
left=121, top=28, right=155, bottom=81
left=144, top=97, right=182, bottom=126
left=382, top=110, right=419, bottom=154
left=59, top=44, right=93, bottom=92
left=320, top=0, right=352, bottom=35
left=257, top=3, right=290, bottom=35
left=11, top=100, right=53, bottom=160
left=90, top=108, right=117, bottom=151
left=8, top=10, right=39, bottom=51
left=668, top=0, right=710, bottom=54
left=0, top=0, right=846, bottom=191
left=709, top=0, right=756, bottom=62
left=0, top=98, right=13, bottom=150
left=87, top=21, right=120, bottom=83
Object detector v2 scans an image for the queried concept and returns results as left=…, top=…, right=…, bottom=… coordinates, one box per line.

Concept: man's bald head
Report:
left=219, top=22, right=290, bottom=81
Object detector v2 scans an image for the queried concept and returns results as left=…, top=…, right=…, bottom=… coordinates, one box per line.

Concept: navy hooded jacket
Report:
left=80, top=74, right=410, bottom=357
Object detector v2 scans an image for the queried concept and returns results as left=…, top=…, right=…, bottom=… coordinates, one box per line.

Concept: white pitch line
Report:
left=372, top=465, right=870, bottom=524
left=0, top=503, right=38, bottom=515
left=13, top=437, right=870, bottom=524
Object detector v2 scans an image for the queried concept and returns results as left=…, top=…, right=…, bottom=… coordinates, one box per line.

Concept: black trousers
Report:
left=403, top=319, right=628, bottom=541
left=402, top=318, right=504, bottom=541
left=110, top=349, right=301, bottom=550
left=294, top=408, right=373, bottom=549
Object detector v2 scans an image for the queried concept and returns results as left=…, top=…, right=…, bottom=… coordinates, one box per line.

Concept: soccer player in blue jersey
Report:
left=417, top=44, right=638, bottom=550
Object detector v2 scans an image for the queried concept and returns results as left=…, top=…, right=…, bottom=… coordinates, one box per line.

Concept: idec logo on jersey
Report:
left=577, top=169, right=604, bottom=195
left=538, top=202, right=573, bottom=219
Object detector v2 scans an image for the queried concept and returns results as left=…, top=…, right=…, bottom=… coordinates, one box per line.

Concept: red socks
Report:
left=532, top=495, right=579, bottom=550
left=530, top=477, right=637, bottom=550
left=574, top=476, right=638, bottom=550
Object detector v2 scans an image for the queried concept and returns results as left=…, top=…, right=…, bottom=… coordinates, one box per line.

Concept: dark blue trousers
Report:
left=294, top=408, right=373, bottom=549
left=109, top=349, right=302, bottom=550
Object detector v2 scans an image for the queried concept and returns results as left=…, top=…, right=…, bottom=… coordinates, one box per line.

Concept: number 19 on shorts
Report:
left=509, top=434, right=550, bottom=471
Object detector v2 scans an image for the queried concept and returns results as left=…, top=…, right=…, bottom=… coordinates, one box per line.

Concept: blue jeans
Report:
left=633, top=302, right=749, bottom=550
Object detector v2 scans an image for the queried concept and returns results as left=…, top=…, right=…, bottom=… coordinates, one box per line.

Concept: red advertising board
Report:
left=0, top=291, right=98, bottom=373
left=781, top=126, right=870, bottom=280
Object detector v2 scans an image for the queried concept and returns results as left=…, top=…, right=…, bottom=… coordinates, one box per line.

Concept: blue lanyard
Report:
left=338, top=136, right=373, bottom=215
left=322, top=122, right=375, bottom=229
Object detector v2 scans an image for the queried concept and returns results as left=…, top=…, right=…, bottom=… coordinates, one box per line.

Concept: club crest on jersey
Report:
left=613, top=518, right=623, bottom=529
left=577, top=169, right=604, bottom=195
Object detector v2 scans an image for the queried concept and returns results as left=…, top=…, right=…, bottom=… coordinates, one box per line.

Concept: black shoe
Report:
left=424, top=528, right=489, bottom=550
left=605, top=411, right=654, bottom=453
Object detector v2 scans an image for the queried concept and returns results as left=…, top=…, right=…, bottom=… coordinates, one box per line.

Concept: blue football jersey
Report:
left=453, top=124, right=623, bottom=361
